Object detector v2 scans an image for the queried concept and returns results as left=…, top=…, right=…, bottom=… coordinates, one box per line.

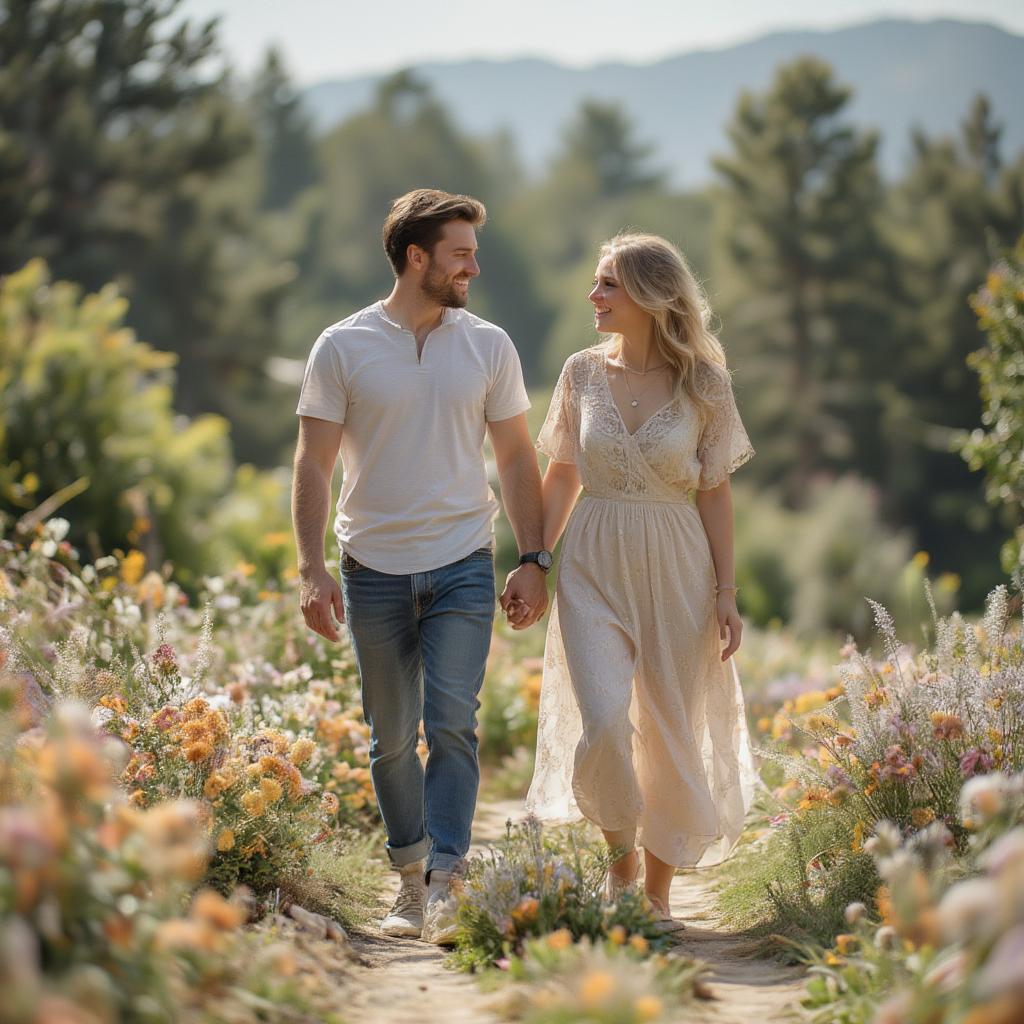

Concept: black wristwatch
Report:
left=519, top=550, right=554, bottom=573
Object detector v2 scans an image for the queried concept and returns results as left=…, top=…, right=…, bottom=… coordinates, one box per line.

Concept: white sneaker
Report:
left=420, top=868, right=462, bottom=946
left=380, top=861, right=426, bottom=938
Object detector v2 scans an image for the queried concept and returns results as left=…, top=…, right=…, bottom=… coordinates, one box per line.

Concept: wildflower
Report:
left=851, top=821, right=865, bottom=853
left=184, top=741, right=213, bottom=763
left=634, top=995, right=663, bottom=1021
left=844, top=902, right=867, bottom=925
left=961, top=773, right=1008, bottom=826
left=150, top=705, right=181, bottom=732
left=240, top=790, right=267, bottom=817
left=321, top=792, right=340, bottom=815
left=960, top=748, right=996, bottom=778
left=579, top=971, right=616, bottom=1008
left=608, top=924, right=627, bottom=945
left=151, top=643, right=178, bottom=675
left=835, top=934, right=857, bottom=955
left=865, top=821, right=902, bottom=858
left=216, top=829, right=235, bottom=852
left=629, top=933, right=649, bottom=954
left=227, top=682, right=247, bottom=704
left=511, top=896, right=539, bottom=928
left=804, top=714, right=839, bottom=735
left=798, top=786, right=829, bottom=811
left=864, top=688, right=889, bottom=709
left=931, top=711, right=965, bottom=741
left=120, top=550, right=146, bottom=586
left=191, top=888, right=246, bottom=930
left=98, top=694, right=128, bottom=715
left=936, top=877, right=998, bottom=944
left=911, top=807, right=936, bottom=829
left=874, top=925, right=899, bottom=950
left=546, top=928, right=573, bottom=950
left=259, top=777, right=283, bottom=804
left=182, top=698, right=210, bottom=719
left=289, top=737, right=316, bottom=766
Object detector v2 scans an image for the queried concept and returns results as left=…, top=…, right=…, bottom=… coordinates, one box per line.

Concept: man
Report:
left=291, top=188, right=551, bottom=944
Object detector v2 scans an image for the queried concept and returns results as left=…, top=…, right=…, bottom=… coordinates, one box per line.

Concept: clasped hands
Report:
left=499, top=563, right=549, bottom=631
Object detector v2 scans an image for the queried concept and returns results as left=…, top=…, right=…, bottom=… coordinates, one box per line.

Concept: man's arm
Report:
left=487, top=413, right=548, bottom=630
left=292, top=415, right=345, bottom=641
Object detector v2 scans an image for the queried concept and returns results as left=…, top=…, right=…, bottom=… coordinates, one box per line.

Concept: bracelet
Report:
left=715, top=585, right=739, bottom=593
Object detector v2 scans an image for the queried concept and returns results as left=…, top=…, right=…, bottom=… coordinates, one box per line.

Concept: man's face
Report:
left=419, top=220, right=480, bottom=307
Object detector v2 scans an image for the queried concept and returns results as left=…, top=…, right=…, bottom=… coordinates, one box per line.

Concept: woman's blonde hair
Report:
left=598, top=232, right=728, bottom=419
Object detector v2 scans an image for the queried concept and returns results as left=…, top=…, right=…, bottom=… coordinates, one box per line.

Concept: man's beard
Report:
left=421, top=264, right=469, bottom=308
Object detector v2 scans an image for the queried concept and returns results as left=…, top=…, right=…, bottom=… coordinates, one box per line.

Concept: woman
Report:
left=525, top=232, right=758, bottom=927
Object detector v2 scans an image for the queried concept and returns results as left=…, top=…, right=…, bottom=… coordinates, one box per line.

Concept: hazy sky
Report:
left=176, top=0, right=1024, bottom=84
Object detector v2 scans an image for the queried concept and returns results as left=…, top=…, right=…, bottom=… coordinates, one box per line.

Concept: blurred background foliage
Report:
left=1, top=0, right=1022, bottom=629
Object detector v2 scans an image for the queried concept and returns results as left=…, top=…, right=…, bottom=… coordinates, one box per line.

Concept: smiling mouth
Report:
left=595, top=307, right=610, bottom=315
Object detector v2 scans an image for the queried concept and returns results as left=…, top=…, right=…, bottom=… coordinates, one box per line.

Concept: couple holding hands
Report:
left=292, top=188, right=758, bottom=944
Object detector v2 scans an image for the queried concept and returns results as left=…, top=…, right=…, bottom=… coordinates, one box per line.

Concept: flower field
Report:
left=3, top=510, right=1023, bottom=1023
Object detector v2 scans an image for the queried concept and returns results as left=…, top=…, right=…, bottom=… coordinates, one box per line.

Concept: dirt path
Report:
left=343, top=798, right=807, bottom=1023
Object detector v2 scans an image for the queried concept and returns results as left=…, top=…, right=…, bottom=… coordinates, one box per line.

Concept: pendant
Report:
left=631, top=400, right=639, bottom=407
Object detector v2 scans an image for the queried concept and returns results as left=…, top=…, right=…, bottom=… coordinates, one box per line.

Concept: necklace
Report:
left=608, top=356, right=670, bottom=376
left=614, top=364, right=664, bottom=408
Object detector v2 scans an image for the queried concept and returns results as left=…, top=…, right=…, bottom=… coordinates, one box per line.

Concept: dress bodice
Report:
left=536, top=347, right=754, bottom=500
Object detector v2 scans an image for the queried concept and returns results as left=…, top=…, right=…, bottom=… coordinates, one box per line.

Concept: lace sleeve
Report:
left=696, top=365, right=754, bottom=490
left=536, top=356, right=580, bottom=464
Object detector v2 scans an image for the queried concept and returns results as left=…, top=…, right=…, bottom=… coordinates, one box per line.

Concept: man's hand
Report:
left=717, top=591, right=743, bottom=661
left=499, top=563, right=549, bottom=630
left=300, top=568, right=345, bottom=642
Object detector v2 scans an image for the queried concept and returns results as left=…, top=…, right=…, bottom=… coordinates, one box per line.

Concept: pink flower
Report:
left=960, top=748, right=995, bottom=778
left=151, top=644, right=178, bottom=675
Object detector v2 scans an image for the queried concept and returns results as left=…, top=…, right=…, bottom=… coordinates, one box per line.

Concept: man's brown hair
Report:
left=382, top=189, right=487, bottom=275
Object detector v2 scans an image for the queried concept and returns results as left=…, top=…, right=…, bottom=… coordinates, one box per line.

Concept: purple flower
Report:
left=151, top=643, right=178, bottom=675
left=959, top=748, right=995, bottom=778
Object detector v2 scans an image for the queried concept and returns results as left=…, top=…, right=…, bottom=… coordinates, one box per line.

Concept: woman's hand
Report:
left=716, top=591, right=742, bottom=661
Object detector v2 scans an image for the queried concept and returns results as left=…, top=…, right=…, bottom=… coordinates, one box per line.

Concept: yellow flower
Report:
left=99, top=694, right=128, bottom=714
left=835, top=934, right=858, bottom=955
left=546, top=928, right=573, bottom=950
left=263, top=531, right=290, bottom=547
left=184, top=741, right=213, bottom=763
left=289, top=738, right=316, bottom=766
left=260, top=778, right=283, bottom=804
left=120, top=549, right=146, bottom=586
left=191, top=888, right=246, bottom=930
left=629, top=934, right=649, bottom=955
left=241, top=790, right=267, bottom=817
left=235, top=561, right=256, bottom=577
left=216, top=828, right=235, bottom=852
left=911, top=807, right=936, bottom=828
left=634, top=996, right=663, bottom=1021
left=912, top=551, right=930, bottom=569
left=578, top=971, right=615, bottom=1007
left=852, top=821, right=865, bottom=853
left=795, top=690, right=828, bottom=714
left=321, top=792, right=340, bottom=814
left=804, top=714, right=839, bottom=735
left=511, top=896, right=539, bottom=927
left=608, top=924, right=627, bottom=945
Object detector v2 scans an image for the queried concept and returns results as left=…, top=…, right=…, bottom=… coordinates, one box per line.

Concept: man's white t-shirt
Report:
left=295, top=301, right=531, bottom=574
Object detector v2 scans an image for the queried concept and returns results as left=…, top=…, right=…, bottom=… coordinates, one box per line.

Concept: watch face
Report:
left=538, top=550, right=553, bottom=570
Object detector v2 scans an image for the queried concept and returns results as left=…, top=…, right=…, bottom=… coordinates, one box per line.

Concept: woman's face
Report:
left=588, top=255, right=648, bottom=336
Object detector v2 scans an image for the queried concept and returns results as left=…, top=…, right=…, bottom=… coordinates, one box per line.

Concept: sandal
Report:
left=603, top=851, right=641, bottom=901
left=647, top=894, right=686, bottom=933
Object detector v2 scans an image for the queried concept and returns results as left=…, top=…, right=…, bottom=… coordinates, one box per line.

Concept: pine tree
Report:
left=713, top=57, right=897, bottom=504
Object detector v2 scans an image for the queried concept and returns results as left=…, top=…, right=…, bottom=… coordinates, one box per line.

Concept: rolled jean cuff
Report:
left=387, top=835, right=431, bottom=868
left=426, top=852, right=466, bottom=878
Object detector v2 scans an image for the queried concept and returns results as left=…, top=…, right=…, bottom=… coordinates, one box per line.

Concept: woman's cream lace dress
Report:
left=525, top=347, right=759, bottom=868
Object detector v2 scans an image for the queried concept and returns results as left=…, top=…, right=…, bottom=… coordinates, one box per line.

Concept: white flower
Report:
left=865, top=820, right=902, bottom=859
left=844, top=902, right=867, bottom=925
left=980, top=829, right=1024, bottom=876
left=975, top=925, right=1024, bottom=999
left=213, top=594, right=240, bottom=611
left=46, top=518, right=70, bottom=542
left=937, top=877, right=999, bottom=944
left=960, top=773, right=1009, bottom=826
left=874, top=925, right=899, bottom=950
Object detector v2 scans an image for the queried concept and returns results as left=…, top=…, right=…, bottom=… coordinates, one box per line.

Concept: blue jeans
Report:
left=339, top=546, right=495, bottom=877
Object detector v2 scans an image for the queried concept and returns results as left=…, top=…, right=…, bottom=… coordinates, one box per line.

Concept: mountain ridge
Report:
left=302, top=18, right=1024, bottom=184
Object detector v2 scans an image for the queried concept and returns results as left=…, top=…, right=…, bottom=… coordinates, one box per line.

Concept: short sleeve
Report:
left=295, top=331, right=347, bottom=424
left=485, top=331, right=532, bottom=422
left=696, top=364, right=754, bottom=490
left=536, top=356, right=580, bottom=464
